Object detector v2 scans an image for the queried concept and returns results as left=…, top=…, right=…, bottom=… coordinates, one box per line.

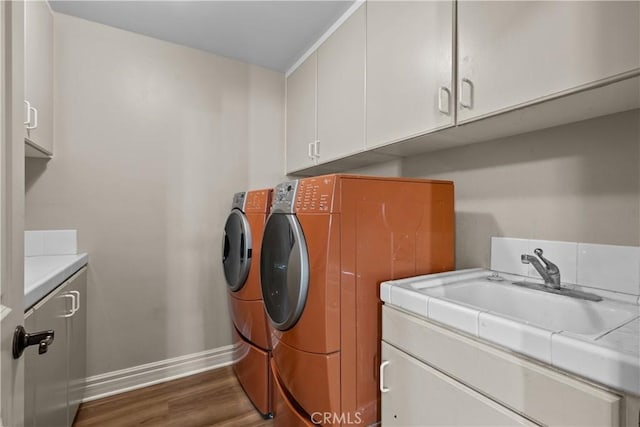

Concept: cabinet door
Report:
left=67, top=268, right=87, bottom=423
left=33, top=282, right=71, bottom=427
left=381, top=342, right=536, bottom=426
left=286, top=52, right=317, bottom=173
left=316, top=4, right=365, bottom=163
left=24, top=0, right=53, bottom=154
left=24, top=310, right=37, bottom=427
left=366, top=1, right=454, bottom=149
left=457, top=1, right=640, bottom=123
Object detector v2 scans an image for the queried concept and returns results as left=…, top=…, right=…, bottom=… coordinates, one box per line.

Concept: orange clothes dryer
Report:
left=260, top=175, right=454, bottom=426
left=223, top=189, right=273, bottom=416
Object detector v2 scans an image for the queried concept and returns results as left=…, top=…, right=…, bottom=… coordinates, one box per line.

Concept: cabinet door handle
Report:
left=459, top=78, right=474, bottom=110
left=24, top=100, right=32, bottom=126
left=32, top=106, right=38, bottom=129
left=61, top=294, right=76, bottom=317
left=380, top=360, right=390, bottom=393
left=313, top=140, right=320, bottom=158
left=69, top=290, right=80, bottom=312
left=438, top=86, right=451, bottom=115
left=26, top=105, right=38, bottom=130
left=308, top=142, right=314, bottom=160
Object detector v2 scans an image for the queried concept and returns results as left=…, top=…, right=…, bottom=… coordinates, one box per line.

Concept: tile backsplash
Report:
left=25, top=230, right=78, bottom=257
left=491, top=237, right=640, bottom=297
left=577, top=243, right=640, bottom=296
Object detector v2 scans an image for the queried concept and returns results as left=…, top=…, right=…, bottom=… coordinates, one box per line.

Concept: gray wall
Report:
left=352, top=110, right=640, bottom=268
left=25, top=13, right=284, bottom=377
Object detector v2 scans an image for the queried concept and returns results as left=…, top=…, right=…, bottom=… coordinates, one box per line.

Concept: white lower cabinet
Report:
left=24, top=267, right=87, bottom=427
left=381, top=341, right=535, bottom=426
left=67, top=269, right=87, bottom=420
left=381, top=305, right=631, bottom=427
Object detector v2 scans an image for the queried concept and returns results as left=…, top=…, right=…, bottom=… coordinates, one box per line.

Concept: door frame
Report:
left=1, top=1, right=25, bottom=425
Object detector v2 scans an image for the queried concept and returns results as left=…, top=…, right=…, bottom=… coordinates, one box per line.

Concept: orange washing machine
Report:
left=260, top=175, right=454, bottom=426
left=223, top=189, right=273, bottom=417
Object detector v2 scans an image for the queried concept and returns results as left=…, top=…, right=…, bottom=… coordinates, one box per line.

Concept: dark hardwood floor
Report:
left=73, top=366, right=273, bottom=426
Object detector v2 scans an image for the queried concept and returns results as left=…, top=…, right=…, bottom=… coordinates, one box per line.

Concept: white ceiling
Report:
left=49, top=1, right=355, bottom=72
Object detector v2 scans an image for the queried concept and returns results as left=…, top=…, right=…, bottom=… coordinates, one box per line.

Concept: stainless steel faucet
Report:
left=521, top=248, right=561, bottom=289
left=515, top=248, right=601, bottom=302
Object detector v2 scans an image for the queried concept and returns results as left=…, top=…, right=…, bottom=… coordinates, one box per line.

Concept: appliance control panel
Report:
left=231, top=192, right=246, bottom=211
left=245, top=189, right=271, bottom=213
left=271, top=180, right=298, bottom=213
left=295, top=175, right=336, bottom=213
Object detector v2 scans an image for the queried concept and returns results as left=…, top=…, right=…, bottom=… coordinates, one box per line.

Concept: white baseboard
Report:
left=82, top=345, right=234, bottom=403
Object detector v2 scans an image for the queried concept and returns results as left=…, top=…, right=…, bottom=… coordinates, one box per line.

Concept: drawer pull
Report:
left=380, top=360, right=391, bottom=393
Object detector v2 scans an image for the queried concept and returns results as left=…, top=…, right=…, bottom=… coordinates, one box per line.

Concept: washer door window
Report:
left=260, top=212, right=309, bottom=331
left=222, top=209, right=252, bottom=292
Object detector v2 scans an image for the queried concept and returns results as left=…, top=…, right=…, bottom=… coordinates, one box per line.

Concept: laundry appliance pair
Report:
left=224, top=174, right=454, bottom=425
left=223, top=189, right=273, bottom=417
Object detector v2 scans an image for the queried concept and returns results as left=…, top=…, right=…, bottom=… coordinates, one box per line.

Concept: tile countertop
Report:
left=381, top=268, right=640, bottom=396
left=24, top=254, right=88, bottom=311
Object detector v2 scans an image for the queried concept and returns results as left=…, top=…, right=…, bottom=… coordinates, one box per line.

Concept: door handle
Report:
left=69, top=290, right=80, bottom=312
left=438, top=86, right=451, bottom=115
left=26, top=105, right=38, bottom=130
left=459, top=78, right=474, bottom=109
left=313, top=140, right=320, bottom=158
left=12, top=325, right=55, bottom=358
left=62, top=293, right=76, bottom=317
left=24, top=100, right=32, bottom=126
left=307, top=142, right=314, bottom=160
left=380, top=360, right=391, bottom=393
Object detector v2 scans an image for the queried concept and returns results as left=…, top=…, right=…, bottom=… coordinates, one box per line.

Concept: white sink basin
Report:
left=415, top=279, right=638, bottom=336
left=381, top=269, right=640, bottom=395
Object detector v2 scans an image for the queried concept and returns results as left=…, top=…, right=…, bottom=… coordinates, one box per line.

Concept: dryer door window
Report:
left=223, top=209, right=252, bottom=291
left=260, top=212, right=309, bottom=331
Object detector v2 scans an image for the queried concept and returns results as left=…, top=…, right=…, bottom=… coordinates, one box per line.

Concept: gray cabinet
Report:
left=456, top=1, right=640, bottom=123
left=33, top=281, right=70, bottom=427
left=24, top=267, right=88, bottom=427
left=316, top=3, right=366, bottom=163
left=286, top=52, right=317, bottom=172
left=284, top=0, right=640, bottom=175
left=66, top=269, right=87, bottom=422
left=286, top=3, right=367, bottom=173
left=366, top=0, right=455, bottom=149
left=24, top=310, right=37, bottom=427
left=382, top=305, right=627, bottom=426
left=381, top=342, right=535, bottom=426
left=24, top=0, right=54, bottom=157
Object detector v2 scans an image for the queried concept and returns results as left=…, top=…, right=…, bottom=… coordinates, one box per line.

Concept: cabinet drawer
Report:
left=382, top=342, right=537, bottom=426
left=382, top=305, right=621, bottom=426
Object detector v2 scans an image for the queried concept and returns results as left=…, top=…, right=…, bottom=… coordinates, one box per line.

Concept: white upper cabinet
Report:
left=286, top=52, right=317, bottom=173
left=457, top=1, right=640, bottom=123
left=285, top=0, right=640, bottom=174
left=366, top=1, right=455, bottom=149
left=316, top=4, right=366, bottom=163
left=24, top=0, right=54, bottom=157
